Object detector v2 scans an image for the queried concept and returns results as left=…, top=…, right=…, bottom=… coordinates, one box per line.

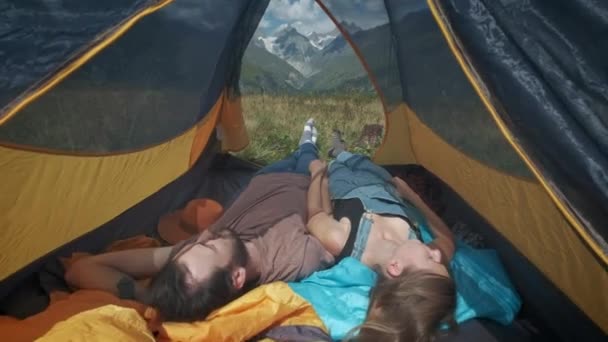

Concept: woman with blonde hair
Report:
left=306, top=133, right=457, bottom=341
left=351, top=270, right=456, bottom=341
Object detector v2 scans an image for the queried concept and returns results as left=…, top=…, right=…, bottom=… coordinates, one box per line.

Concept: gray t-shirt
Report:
left=172, top=173, right=334, bottom=284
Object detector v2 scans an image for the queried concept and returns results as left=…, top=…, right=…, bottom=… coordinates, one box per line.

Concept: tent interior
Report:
left=0, top=0, right=606, bottom=341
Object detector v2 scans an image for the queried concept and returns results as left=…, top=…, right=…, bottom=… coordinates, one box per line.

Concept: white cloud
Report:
left=268, top=0, right=319, bottom=21
left=260, top=0, right=419, bottom=36
left=265, top=0, right=336, bottom=35
left=323, top=0, right=389, bottom=29
left=363, top=1, right=385, bottom=11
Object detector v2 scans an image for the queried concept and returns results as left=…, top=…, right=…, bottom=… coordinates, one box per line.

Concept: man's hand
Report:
left=309, top=159, right=327, bottom=176
left=65, top=246, right=173, bottom=300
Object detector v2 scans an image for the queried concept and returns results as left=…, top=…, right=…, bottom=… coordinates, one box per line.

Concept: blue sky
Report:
left=258, top=0, right=428, bottom=36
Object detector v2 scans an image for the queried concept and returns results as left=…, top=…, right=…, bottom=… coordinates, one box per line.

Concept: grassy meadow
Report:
left=235, top=92, right=532, bottom=179
left=235, top=93, right=385, bottom=165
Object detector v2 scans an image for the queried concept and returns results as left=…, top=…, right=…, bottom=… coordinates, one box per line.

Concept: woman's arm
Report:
left=307, top=160, right=349, bottom=256
left=392, top=176, right=455, bottom=264
left=65, top=246, right=173, bottom=301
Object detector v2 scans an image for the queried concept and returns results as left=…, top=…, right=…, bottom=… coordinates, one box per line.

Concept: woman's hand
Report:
left=392, top=176, right=455, bottom=263
left=391, top=176, right=419, bottom=201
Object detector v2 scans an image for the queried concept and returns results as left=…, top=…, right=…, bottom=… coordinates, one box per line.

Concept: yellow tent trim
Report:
left=0, top=0, right=174, bottom=127
left=373, top=104, right=417, bottom=165
left=427, top=0, right=607, bottom=266
left=217, top=95, right=251, bottom=153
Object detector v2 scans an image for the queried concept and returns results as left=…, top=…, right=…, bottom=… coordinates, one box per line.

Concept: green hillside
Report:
left=240, top=44, right=304, bottom=94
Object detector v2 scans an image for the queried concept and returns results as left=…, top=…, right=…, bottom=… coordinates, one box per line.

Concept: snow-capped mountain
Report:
left=250, top=21, right=366, bottom=87
left=255, top=24, right=320, bottom=76
left=306, top=31, right=337, bottom=50
left=242, top=9, right=437, bottom=95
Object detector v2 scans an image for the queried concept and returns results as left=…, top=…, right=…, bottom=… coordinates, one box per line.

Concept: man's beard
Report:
left=217, top=229, right=249, bottom=268
left=230, top=234, right=249, bottom=268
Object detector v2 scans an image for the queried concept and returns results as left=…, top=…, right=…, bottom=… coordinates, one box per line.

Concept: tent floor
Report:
left=1, top=152, right=589, bottom=341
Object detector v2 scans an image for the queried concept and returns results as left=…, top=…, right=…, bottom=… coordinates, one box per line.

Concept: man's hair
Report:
left=145, top=262, right=237, bottom=322
left=146, top=232, right=249, bottom=322
left=347, top=269, right=457, bottom=342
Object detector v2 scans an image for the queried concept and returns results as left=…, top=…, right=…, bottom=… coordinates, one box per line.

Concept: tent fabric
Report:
left=0, top=0, right=167, bottom=122
left=429, top=0, right=608, bottom=261
left=404, top=106, right=608, bottom=333
left=215, top=95, right=251, bottom=154
left=372, top=103, right=417, bottom=165
left=0, top=0, right=265, bottom=154
left=385, top=1, right=531, bottom=179
left=0, top=143, right=258, bottom=305
left=437, top=319, right=532, bottom=342
left=0, top=135, right=217, bottom=302
left=0, top=96, right=219, bottom=282
left=0, top=0, right=606, bottom=340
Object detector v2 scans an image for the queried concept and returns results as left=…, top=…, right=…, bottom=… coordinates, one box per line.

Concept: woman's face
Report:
left=385, top=239, right=448, bottom=278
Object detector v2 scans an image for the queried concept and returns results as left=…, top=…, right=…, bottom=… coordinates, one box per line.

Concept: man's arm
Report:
left=307, top=160, right=329, bottom=221
left=321, top=170, right=332, bottom=214
left=65, top=246, right=173, bottom=301
left=392, top=176, right=455, bottom=264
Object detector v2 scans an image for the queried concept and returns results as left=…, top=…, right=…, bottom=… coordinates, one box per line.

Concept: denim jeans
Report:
left=257, top=142, right=318, bottom=175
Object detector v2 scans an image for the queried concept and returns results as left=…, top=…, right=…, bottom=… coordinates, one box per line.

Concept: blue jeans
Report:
left=257, top=143, right=318, bottom=175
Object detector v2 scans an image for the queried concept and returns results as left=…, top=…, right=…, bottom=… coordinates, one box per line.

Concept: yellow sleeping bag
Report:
left=37, top=282, right=327, bottom=342
left=36, top=305, right=154, bottom=342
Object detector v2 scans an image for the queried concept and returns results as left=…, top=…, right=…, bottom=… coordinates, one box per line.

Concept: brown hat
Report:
left=157, top=198, right=224, bottom=245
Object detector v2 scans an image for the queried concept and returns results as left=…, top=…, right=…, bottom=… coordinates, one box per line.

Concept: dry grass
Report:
left=235, top=93, right=385, bottom=164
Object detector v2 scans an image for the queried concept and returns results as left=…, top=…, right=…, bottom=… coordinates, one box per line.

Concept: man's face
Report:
left=173, top=236, right=239, bottom=287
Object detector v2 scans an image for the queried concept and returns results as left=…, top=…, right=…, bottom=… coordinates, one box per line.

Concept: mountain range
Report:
left=241, top=21, right=371, bottom=94
left=240, top=10, right=441, bottom=95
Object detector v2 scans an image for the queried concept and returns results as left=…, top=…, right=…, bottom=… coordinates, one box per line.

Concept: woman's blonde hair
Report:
left=346, top=269, right=456, bottom=342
